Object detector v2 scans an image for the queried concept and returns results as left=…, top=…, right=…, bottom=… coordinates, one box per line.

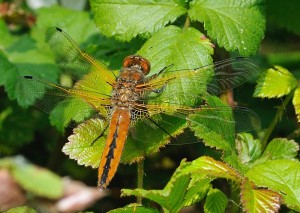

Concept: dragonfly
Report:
left=17, top=27, right=260, bottom=189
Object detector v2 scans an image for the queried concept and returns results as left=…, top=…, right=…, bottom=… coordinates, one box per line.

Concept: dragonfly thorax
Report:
left=111, top=69, right=144, bottom=108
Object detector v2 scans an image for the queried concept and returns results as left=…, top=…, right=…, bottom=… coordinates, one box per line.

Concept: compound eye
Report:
left=139, top=57, right=151, bottom=75
left=123, top=55, right=151, bottom=75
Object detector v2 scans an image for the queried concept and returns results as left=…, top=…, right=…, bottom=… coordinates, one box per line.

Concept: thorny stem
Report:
left=136, top=159, right=144, bottom=204
left=261, top=91, right=294, bottom=148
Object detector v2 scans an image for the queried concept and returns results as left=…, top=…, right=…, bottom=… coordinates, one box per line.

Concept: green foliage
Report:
left=189, top=0, right=265, bottom=56
left=293, top=87, right=300, bottom=121
left=91, top=0, right=264, bottom=56
left=122, top=160, right=211, bottom=213
left=91, top=0, right=187, bottom=41
left=1, top=0, right=300, bottom=212
left=247, top=160, right=300, bottom=211
left=108, top=204, right=160, bottom=213
left=6, top=206, right=37, bottom=213
left=240, top=178, right=281, bottom=213
left=0, top=156, right=63, bottom=199
left=121, top=134, right=299, bottom=212
left=254, top=66, right=298, bottom=98
left=204, top=188, right=228, bottom=213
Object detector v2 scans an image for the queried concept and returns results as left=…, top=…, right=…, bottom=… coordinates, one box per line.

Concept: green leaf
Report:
left=108, top=204, right=160, bottom=213
left=8, top=36, right=60, bottom=107
left=189, top=0, right=265, bottom=55
left=292, top=87, right=300, bottom=122
left=0, top=101, right=36, bottom=154
left=122, top=161, right=198, bottom=212
left=123, top=113, right=188, bottom=162
left=183, top=178, right=212, bottom=207
left=63, top=118, right=107, bottom=168
left=254, top=66, right=298, bottom=98
left=204, top=188, right=228, bottom=213
left=10, top=156, right=63, bottom=199
left=246, top=160, right=300, bottom=211
left=0, top=19, right=15, bottom=48
left=138, top=26, right=214, bottom=106
left=182, top=156, right=241, bottom=183
left=241, top=178, right=281, bottom=213
left=14, top=6, right=100, bottom=108
left=49, top=98, right=95, bottom=132
left=236, top=133, right=262, bottom=164
left=90, top=0, right=187, bottom=41
left=260, top=138, right=299, bottom=161
left=188, top=95, right=235, bottom=151
left=0, top=51, right=19, bottom=99
left=33, top=6, right=99, bottom=45
left=138, top=25, right=214, bottom=73
left=266, top=0, right=300, bottom=35
left=6, top=206, right=37, bottom=213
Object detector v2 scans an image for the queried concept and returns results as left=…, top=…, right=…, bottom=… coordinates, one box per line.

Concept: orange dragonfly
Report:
left=17, top=27, right=260, bottom=189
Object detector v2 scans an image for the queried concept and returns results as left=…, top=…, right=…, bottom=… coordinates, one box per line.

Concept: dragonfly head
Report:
left=123, top=55, right=151, bottom=75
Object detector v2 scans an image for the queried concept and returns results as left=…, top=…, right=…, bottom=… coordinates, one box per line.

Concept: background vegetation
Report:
left=0, top=0, right=300, bottom=212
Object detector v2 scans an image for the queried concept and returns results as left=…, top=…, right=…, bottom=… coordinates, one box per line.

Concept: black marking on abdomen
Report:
left=100, top=121, right=119, bottom=186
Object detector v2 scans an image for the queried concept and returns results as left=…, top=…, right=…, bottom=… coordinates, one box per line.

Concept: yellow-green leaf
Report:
left=292, top=87, right=300, bottom=122
left=182, top=156, right=241, bottom=183
left=10, top=156, right=63, bottom=199
left=63, top=118, right=107, bottom=168
left=204, top=188, right=228, bottom=213
left=246, top=159, right=300, bottom=211
left=241, top=178, right=281, bottom=213
left=254, top=66, right=297, bottom=98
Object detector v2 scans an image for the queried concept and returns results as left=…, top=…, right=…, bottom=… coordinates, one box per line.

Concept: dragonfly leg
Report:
left=148, top=64, right=174, bottom=80
left=91, top=124, right=108, bottom=145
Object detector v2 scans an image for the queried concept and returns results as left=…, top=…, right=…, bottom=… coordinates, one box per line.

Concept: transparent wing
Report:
left=16, top=28, right=117, bottom=128
left=16, top=74, right=112, bottom=129
left=130, top=57, right=260, bottom=145
left=46, top=27, right=116, bottom=91
left=139, top=57, right=259, bottom=108
left=129, top=102, right=261, bottom=145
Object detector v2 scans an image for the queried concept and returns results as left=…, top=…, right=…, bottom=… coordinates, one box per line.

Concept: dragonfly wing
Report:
left=16, top=27, right=116, bottom=129
left=141, top=57, right=259, bottom=108
left=46, top=27, right=116, bottom=90
left=208, top=57, right=259, bottom=95
left=16, top=76, right=111, bottom=129
left=129, top=95, right=261, bottom=145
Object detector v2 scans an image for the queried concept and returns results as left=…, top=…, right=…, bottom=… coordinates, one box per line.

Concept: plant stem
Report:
left=261, top=92, right=294, bottom=148
left=136, top=159, right=144, bottom=204
left=184, top=16, right=190, bottom=28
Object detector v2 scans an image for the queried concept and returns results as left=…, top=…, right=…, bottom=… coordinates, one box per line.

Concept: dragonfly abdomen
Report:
left=98, top=107, right=131, bottom=189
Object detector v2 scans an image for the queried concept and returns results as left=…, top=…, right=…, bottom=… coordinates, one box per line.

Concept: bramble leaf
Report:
left=63, top=118, right=107, bottom=168
left=204, top=188, right=228, bottom=213
left=260, top=138, right=299, bottom=161
left=91, top=0, right=187, bottom=41
left=292, top=87, right=300, bottom=122
left=241, top=178, right=281, bottom=213
left=246, top=160, right=300, bottom=211
left=188, top=95, right=235, bottom=151
left=236, top=133, right=262, bottom=164
left=108, top=204, right=160, bottom=213
left=181, top=156, right=241, bottom=183
left=122, top=160, right=210, bottom=212
left=138, top=26, right=214, bottom=107
left=254, top=66, right=298, bottom=98
left=189, top=0, right=265, bottom=55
